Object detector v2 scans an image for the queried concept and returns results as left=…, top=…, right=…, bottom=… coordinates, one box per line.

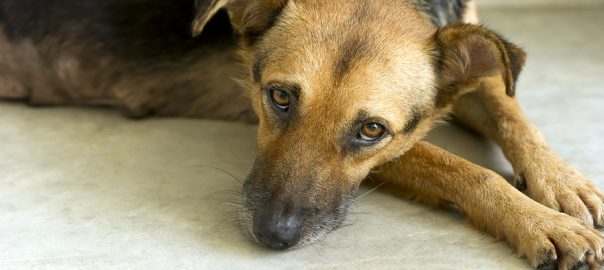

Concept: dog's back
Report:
left=0, top=0, right=262, bottom=120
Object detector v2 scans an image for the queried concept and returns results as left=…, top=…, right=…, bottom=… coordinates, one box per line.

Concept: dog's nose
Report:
left=254, top=208, right=303, bottom=250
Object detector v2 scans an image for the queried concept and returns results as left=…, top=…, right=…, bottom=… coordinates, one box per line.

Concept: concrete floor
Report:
left=1, top=7, right=604, bottom=270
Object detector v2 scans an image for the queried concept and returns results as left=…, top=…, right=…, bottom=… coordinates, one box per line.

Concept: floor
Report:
left=1, top=7, right=603, bottom=270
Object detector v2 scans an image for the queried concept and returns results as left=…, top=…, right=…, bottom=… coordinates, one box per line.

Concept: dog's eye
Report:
left=359, top=122, right=385, bottom=141
left=270, top=89, right=290, bottom=110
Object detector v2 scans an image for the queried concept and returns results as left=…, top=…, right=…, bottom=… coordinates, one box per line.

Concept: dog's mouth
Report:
left=238, top=183, right=357, bottom=250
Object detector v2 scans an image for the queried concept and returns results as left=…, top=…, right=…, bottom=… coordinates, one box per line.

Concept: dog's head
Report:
left=194, top=0, right=525, bottom=249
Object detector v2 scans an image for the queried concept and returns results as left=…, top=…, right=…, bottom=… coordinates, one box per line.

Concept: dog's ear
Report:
left=192, top=0, right=243, bottom=36
left=432, top=24, right=526, bottom=107
left=192, top=0, right=288, bottom=45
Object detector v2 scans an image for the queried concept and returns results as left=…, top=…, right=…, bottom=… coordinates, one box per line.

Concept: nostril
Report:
left=254, top=229, right=297, bottom=250
left=269, top=241, right=290, bottom=250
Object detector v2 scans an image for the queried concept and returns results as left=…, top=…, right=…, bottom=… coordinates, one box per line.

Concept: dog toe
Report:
left=557, top=190, right=594, bottom=226
left=514, top=173, right=527, bottom=191
left=577, top=188, right=604, bottom=228
left=523, top=169, right=604, bottom=228
left=522, top=212, right=604, bottom=270
left=570, top=261, right=589, bottom=270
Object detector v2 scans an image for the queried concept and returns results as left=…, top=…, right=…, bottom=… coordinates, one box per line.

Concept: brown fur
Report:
left=1, top=0, right=603, bottom=268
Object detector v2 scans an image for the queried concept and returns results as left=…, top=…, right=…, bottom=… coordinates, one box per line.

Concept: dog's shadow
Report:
left=424, top=121, right=515, bottom=180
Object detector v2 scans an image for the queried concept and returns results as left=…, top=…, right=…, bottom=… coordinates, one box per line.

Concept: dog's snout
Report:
left=243, top=156, right=355, bottom=249
left=253, top=204, right=303, bottom=250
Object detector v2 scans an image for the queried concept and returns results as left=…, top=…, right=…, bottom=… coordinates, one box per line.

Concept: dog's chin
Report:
left=238, top=198, right=355, bottom=250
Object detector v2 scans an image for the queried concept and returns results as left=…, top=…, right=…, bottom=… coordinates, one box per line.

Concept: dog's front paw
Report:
left=515, top=209, right=604, bottom=270
left=514, top=152, right=604, bottom=228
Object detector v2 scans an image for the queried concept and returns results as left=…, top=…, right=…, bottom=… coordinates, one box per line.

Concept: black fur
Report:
left=333, top=37, right=369, bottom=85
left=412, top=0, right=467, bottom=27
left=253, top=58, right=264, bottom=83
left=498, top=34, right=527, bottom=97
left=404, top=109, right=423, bottom=133
left=0, top=0, right=235, bottom=61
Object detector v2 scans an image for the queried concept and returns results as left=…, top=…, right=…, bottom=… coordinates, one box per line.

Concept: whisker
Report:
left=348, top=211, right=371, bottom=215
left=340, top=217, right=358, bottom=227
left=185, top=164, right=245, bottom=185
left=217, top=201, right=243, bottom=207
left=211, top=190, right=242, bottom=196
left=204, top=189, right=243, bottom=203
left=369, top=166, right=384, bottom=174
left=356, top=181, right=387, bottom=200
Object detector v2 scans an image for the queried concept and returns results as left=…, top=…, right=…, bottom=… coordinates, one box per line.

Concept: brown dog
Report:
left=1, top=1, right=602, bottom=269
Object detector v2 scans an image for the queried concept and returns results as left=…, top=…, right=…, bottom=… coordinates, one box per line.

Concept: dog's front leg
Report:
left=453, top=76, right=604, bottom=228
left=372, top=141, right=603, bottom=269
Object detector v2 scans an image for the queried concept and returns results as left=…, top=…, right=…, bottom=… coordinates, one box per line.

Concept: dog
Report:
left=1, top=0, right=602, bottom=269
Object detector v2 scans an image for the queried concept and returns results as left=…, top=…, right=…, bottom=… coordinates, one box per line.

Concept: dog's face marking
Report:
left=233, top=0, right=442, bottom=248
left=332, top=36, right=369, bottom=85
left=403, top=108, right=424, bottom=133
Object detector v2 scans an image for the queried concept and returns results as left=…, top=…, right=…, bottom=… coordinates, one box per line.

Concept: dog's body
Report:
left=2, top=1, right=603, bottom=269
left=0, top=0, right=256, bottom=120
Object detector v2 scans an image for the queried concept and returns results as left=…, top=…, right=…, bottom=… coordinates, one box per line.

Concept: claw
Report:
left=547, top=248, right=558, bottom=260
left=586, top=250, right=594, bottom=257
left=570, top=261, right=588, bottom=270
left=537, top=259, right=557, bottom=270
left=515, top=173, right=527, bottom=191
